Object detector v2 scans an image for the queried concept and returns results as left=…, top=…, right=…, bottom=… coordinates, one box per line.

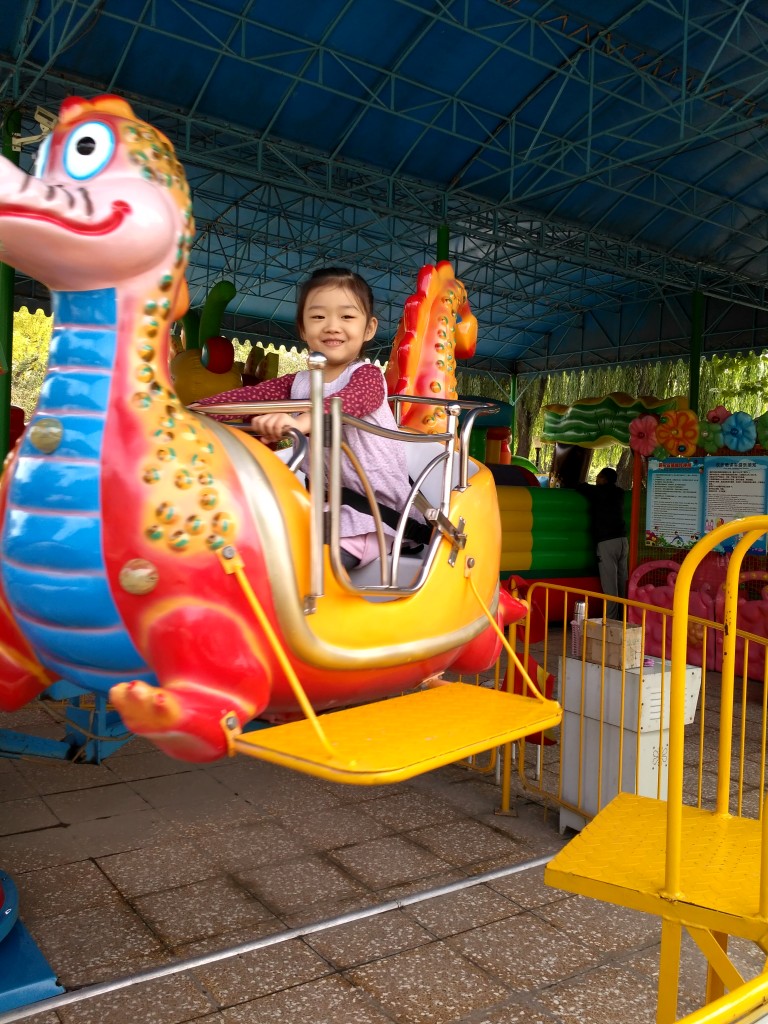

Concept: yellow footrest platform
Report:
left=545, top=792, right=768, bottom=940
left=233, top=682, right=562, bottom=784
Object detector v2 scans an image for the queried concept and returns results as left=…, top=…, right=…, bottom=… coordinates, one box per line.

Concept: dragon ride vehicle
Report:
left=0, top=95, right=560, bottom=781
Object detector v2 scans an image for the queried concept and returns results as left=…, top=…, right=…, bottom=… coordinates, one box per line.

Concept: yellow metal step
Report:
left=545, top=792, right=768, bottom=940
left=233, top=682, right=562, bottom=784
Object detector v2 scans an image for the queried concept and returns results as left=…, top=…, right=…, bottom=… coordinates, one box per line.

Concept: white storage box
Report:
left=558, top=656, right=702, bottom=832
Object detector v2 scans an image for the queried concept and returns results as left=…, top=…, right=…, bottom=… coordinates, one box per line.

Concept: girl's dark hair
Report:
left=295, top=267, right=375, bottom=339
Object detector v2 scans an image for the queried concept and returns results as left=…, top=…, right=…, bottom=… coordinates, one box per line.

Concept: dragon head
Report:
left=0, top=95, right=192, bottom=311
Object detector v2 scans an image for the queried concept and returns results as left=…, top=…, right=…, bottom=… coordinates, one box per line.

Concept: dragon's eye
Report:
left=32, top=134, right=51, bottom=179
left=63, top=121, right=115, bottom=180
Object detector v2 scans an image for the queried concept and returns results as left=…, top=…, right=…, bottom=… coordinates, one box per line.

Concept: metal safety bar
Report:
left=328, top=405, right=392, bottom=588
left=327, top=398, right=455, bottom=596
left=195, top=357, right=497, bottom=607
left=389, top=393, right=497, bottom=489
left=307, top=352, right=326, bottom=612
left=326, top=403, right=491, bottom=597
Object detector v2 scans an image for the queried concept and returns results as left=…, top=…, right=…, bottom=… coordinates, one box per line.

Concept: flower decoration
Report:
left=706, top=405, right=730, bottom=424
left=628, top=415, right=658, bottom=456
left=721, top=411, right=756, bottom=452
left=655, top=409, right=699, bottom=457
left=755, top=411, right=768, bottom=449
left=697, top=420, right=723, bottom=455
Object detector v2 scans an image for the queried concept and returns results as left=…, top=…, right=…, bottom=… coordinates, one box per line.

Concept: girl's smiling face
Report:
left=299, top=284, right=377, bottom=380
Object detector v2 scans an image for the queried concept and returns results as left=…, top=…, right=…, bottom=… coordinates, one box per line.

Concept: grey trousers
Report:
left=596, top=536, right=629, bottom=619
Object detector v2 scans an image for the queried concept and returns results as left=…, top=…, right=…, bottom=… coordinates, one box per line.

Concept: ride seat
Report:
left=278, top=433, right=478, bottom=592
left=349, top=439, right=478, bottom=592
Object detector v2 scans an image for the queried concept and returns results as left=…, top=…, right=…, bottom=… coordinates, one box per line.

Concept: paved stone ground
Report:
left=0, top=688, right=764, bottom=1024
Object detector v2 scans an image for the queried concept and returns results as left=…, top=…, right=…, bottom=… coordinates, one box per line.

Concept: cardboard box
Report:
left=584, top=617, right=643, bottom=670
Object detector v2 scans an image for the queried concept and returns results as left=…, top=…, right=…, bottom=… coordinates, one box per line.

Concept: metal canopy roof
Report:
left=3, top=0, right=768, bottom=374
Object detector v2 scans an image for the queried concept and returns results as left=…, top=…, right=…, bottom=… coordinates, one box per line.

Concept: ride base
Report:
left=0, top=871, right=63, bottom=1012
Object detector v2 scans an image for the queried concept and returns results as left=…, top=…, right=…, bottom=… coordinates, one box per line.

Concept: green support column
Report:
left=690, top=290, right=703, bottom=417
left=436, top=223, right=449, bottom=263
left=0, top=109, right=20, bottom=460
left=509, top=373, right=517, bottom=455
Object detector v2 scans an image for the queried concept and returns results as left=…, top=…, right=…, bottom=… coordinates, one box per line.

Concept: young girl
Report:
left=197, top=267, right=412, bottom=569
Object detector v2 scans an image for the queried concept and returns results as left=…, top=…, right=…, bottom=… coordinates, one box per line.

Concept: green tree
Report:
left=456, top=368, right=512, bottom=402
left=522, top=360, right=694, bottom=483
left=515, top=353, right=768, bottom=484
left=699, top=352, right=768, bottom=417
left=11, top=306, right=52, bottom=418
left=515, top=374, right=547, bottom=460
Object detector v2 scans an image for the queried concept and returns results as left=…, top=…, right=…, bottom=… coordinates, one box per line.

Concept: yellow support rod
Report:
left=467, top=573, right=544, bottom=700
left=688, top=927, right=743, bottom=996
left=717, top=530, right=761, bottom=816
left=761, top=793, right=768, bottom=918
left=218, top=548, right=336, bottom=759
left=665, top=516, right=768, bottom=899
left=657, top=918, right=682, bottom=1024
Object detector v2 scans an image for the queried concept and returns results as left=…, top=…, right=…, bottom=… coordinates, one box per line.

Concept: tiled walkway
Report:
left=1, top=697, right=764, bottom=1024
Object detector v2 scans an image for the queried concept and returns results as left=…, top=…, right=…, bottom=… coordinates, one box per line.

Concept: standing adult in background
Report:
left=577, top=467, right=628, bottom=619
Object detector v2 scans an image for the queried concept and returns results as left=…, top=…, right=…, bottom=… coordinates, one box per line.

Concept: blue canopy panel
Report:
left=2, top=1, right=768, bottom=372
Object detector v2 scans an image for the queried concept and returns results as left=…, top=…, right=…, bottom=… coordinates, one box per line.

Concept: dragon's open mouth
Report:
left=0, top=199, right=130, bottom=236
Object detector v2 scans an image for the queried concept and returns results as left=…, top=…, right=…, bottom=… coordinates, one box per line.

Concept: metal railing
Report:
left=675, top=969, right=768, bottom=1023
left=196, top=354, right=497, bottom=607
left=495, top=581, right=768, bottom=830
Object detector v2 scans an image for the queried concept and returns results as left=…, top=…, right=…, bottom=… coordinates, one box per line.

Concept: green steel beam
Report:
left=689, top=289, right=704, bottom=415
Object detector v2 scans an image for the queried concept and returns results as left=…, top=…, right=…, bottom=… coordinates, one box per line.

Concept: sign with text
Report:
left=646, top=459, right=703, bottom=549
left=646, top=456, right=768, bottom=554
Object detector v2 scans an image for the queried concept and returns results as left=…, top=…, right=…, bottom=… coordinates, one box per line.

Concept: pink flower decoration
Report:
left=706, top=405, right=730, bottom=424
left=629, top=414, right=658, bottom=456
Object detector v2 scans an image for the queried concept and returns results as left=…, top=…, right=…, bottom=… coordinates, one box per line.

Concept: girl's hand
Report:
left=251, top=411, right=310, bottom=443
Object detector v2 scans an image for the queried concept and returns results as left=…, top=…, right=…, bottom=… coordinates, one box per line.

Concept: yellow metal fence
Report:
left=541, top=517, right=768, bottom=1023
left=490, top=583, right=768, bottom=831
left=452, top=527, right=768, bottom=1024
left=675, top=969, right=768, bottom=1024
